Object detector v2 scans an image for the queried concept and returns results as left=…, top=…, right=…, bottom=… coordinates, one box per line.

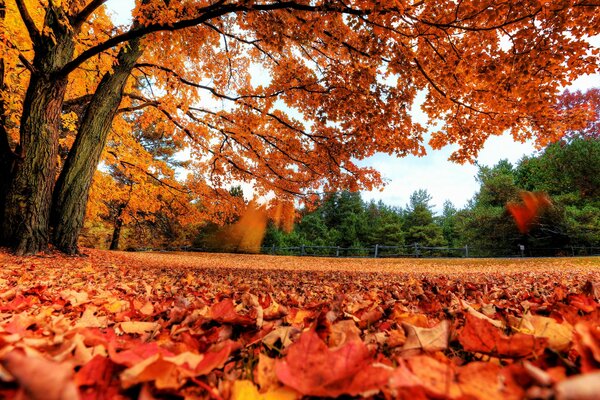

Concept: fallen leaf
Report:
left=231, top=380, right=299, bottom=400
left=555, top=371, right=600, bottom=400
left=525, top=314, right=573, bottom=352
left=275, top=330, right=391, bottom=397
left=401, top=320, right=449, bottom=354
left=0, top=349, right=79, bottom=400
left=118, top=321, right=160, bottom=335
left=210, top=298, right=256, bottom=326
left=459, top=313, right=547, bottom=358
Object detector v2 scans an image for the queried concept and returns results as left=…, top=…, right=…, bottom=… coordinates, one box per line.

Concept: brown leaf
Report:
left=401, top=320, right=450, bottom=354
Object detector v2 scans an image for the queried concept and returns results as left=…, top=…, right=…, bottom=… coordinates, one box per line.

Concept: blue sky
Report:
left=105, top=1, right=598, bottom=213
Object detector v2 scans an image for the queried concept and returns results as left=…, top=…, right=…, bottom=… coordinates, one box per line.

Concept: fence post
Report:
left=464, top=245, right=469, bottom=258
left=271, top=244, right=276, bottom=255
left=374, top=244, right=379, bottom=258
left=414, top=243, right=419, bottom=258
left=301, top=245, right=305, bottom=256
left=336, top=246, right=340, bottom=257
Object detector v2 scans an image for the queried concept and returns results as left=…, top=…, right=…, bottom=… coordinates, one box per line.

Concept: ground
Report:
left=0, top=248, right=599, bottom=399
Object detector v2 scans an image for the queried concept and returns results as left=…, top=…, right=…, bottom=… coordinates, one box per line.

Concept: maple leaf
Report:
left=573, top=322, right=600, bottom=372
left=210, top=298, right=257, bottom=326
left=275, top=330, right=391, bottom=397
left=401, top=320, right=450, bottom=355
left=459, top=313, right=548, bottom=358
left=120, top=341, right=232, bottom=389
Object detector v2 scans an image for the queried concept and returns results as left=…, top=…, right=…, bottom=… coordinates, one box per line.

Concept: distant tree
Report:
left=364, top=201, right=405, bottom=246
left=439, top=200, right=460, bottom=248
left=404, top=190, right=445, bottom=247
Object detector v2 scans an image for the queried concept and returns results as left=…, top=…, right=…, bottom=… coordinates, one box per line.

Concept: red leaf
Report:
left=568, top=293, right=598, bottom=313
left=210, top=298, right=256, bottom=326
left=275, top=329, right=391, bottom=397
left=459, top=313, right=547, bottom=358
left=507, top=192, right=551, bottom=234
left=109, top=341, right=175, bottom=367
left=75, top=355, right=122, bottom=400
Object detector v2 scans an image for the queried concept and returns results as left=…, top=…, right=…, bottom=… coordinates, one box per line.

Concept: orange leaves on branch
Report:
left=507, top=191, right=552, bottom=234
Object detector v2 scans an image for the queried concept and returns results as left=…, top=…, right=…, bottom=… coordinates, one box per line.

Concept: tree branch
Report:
left=14, top=0, right=41, bottom=46
left=71, top=0, right=108, bottom=30
left=59, top=1, right=370, bottom=77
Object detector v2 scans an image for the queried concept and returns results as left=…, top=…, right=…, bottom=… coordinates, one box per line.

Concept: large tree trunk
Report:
left=51, top=38, right=143, bottom=254
left=2, top=75, right=70, bottom=254
left=1, top=6, right=75, bottom=255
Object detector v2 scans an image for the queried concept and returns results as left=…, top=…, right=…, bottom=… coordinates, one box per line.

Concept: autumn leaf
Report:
left=507, top=192, right=551, bottom=234
left=210, top=298, right=257, bottom=326
left=401, top=320, right=450, bottom=354
left=459, top=313, right=548, bottom=358
left=120, top=341, right=232, bottom=389
left=275, top=330, right=391, bottom=397
left=0, top=349, right=79, bottom=400
left=231, top=380, right=299, bottom=400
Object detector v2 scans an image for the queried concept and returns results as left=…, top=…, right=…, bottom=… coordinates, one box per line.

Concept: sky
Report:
left=104, top=1, right=599, bottom=213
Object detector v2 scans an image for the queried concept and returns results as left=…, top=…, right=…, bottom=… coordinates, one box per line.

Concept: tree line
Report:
left=255, top=136, right=600, bottom=257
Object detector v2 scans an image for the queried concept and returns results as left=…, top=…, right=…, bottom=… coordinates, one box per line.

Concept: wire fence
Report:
left=258, top=244, right=600, bottom=258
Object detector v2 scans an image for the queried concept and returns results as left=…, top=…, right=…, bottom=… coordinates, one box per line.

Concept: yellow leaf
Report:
left=525, top=314, right=573, bottom=352
left=119, top=321, right=159, bottom=335
left=231, top=380, right=299, bottom=400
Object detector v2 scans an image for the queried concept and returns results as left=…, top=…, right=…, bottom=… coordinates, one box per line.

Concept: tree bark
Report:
left=1, top=6, right=75, bottom=255
left=110, top=215, right=124, bottom=251
left=51, top=38, right=143, bottom=254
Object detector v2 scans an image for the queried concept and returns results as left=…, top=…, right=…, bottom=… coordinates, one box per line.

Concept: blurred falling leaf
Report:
left=507, top=191, right=552, bottom=234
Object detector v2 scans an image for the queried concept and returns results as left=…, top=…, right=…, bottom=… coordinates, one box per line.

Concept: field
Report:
left=1, top=249, right=600, bottom=399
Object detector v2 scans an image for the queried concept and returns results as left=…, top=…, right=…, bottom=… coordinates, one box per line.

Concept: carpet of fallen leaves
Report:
left=1, top=249, right=600, bottom=400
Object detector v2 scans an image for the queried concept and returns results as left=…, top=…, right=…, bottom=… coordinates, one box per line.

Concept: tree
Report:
left=440, top=200, right=459, bottom=248
left=1, top=1, right=599, bottom=255
left=404, top=190, right=445, bottom=247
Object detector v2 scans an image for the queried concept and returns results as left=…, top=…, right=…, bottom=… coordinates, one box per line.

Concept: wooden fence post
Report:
left=374, top=244, right=379, bottom=258
left=464, top=245, right=469, bottom=258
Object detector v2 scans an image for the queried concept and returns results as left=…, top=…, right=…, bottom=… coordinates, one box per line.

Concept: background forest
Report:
left=83, top=134, right=600, bottom=257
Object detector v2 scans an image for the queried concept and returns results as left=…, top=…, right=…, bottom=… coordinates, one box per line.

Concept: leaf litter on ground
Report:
left=0, top=248, right=599, bottom=399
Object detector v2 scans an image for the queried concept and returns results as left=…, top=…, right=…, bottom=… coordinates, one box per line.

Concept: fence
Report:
left=259, top=244, right=600, bottom=258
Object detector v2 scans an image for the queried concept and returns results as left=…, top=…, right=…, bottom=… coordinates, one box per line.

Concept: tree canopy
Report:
left=0, top=0, right=599, bottom=254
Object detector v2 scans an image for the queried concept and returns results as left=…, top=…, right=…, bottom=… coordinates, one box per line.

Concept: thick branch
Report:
left=71, top=0, right=108, bottom=30
left=15, top=0, right=41, bottom=46
left=59, top=1, right=370, bottom=77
